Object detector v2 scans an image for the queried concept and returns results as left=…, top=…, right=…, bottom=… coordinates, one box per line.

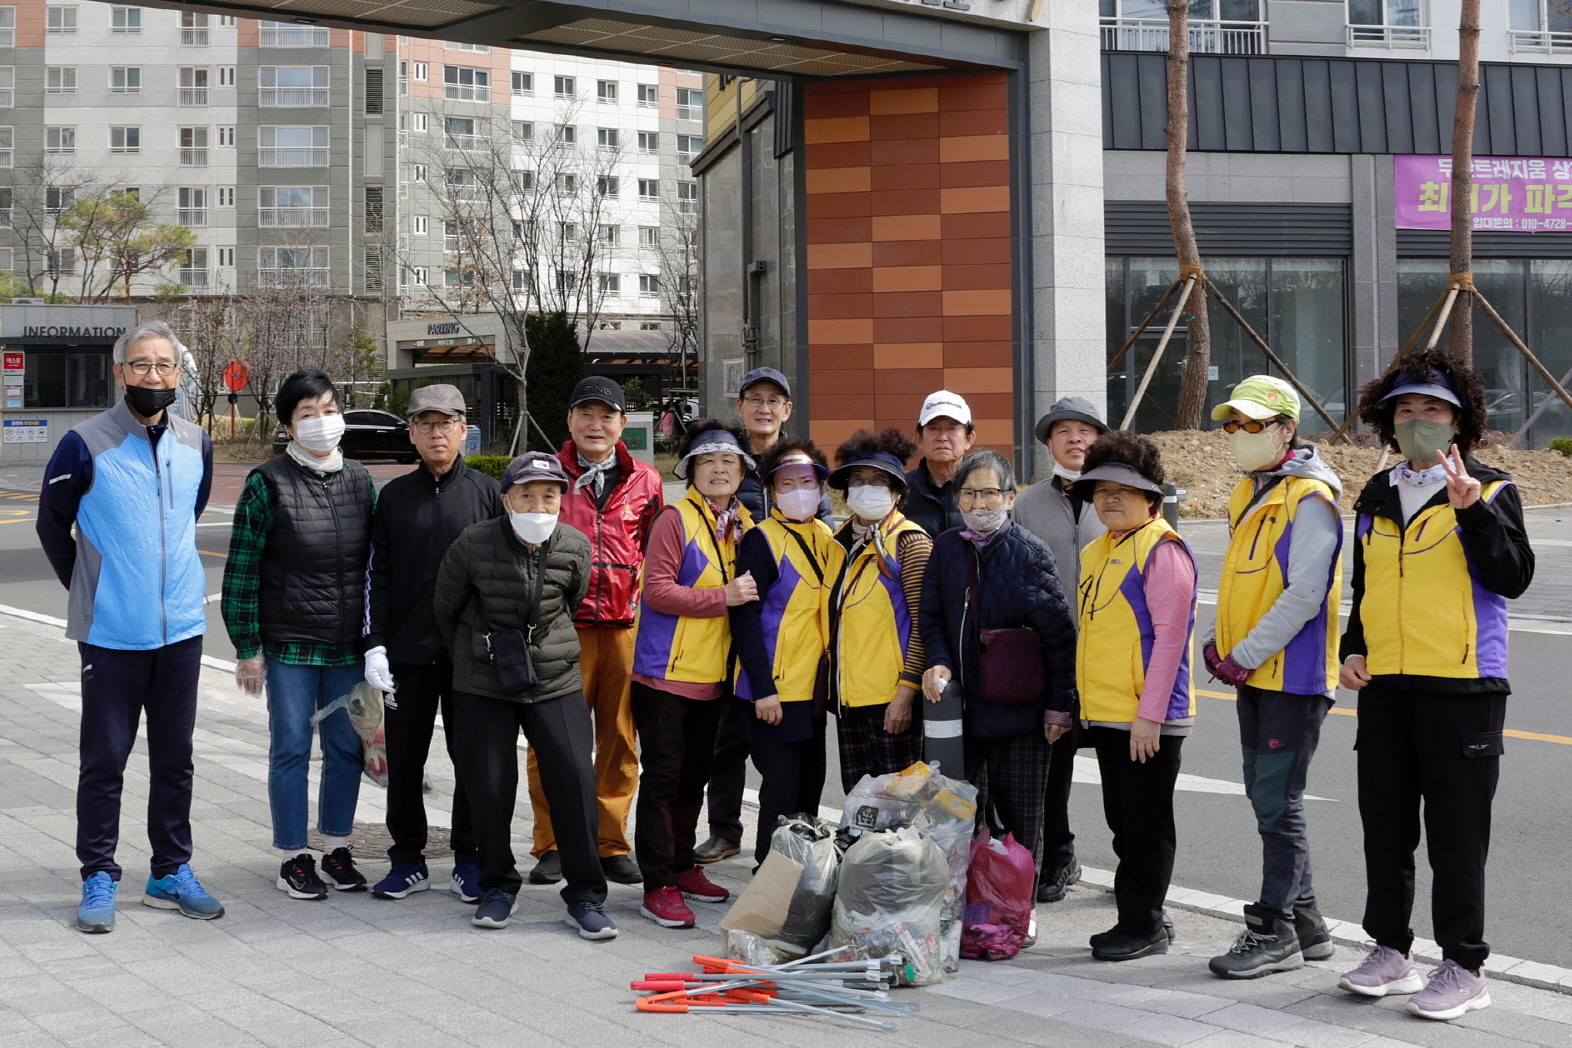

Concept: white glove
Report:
left=364, top=646, right=397, bottom=693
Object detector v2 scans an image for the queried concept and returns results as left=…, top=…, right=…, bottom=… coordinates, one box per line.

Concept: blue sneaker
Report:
left=373, top=863, right=430, bottom=900
left=565, top=901, right=618, bottom=941
left=471, top=888, right=517, bottom=929
left=450, top=861, right=481, bottom=904
left=77, top=872, right=118, bottom=933
left=143, top=864, right=224, bottom=920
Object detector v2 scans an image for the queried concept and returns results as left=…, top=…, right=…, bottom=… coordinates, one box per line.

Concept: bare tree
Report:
left=1167, top=0, right=1212, bottom=430
left=175, top=291, right=241, bottom=428
left=653, top=195, right=700, bottom=393
left=8, top=157, right=114, bottom=299
left=234, top=273, right=334, bottom=434
left=59, top=189, right=195, bottom=303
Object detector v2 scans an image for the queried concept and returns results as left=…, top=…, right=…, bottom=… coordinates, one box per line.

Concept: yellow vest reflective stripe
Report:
left=1076, top=517, right=1196, bottom=723
left=632, top=495, right=753, bottom=684
left=1358, top=479, right=1511, bottom=679
left=1216, top=474, right=1342, bottom=695
left=735, top=514, right=841, bottom=704
left=833, top=514, right=925, bottom=709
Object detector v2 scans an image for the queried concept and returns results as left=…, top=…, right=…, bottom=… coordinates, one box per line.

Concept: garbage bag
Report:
left=960, top=827, right=1036, bottom=961
left=720, top=815, right=840, bottom=962
left=829, top=827, right=950, bottom=986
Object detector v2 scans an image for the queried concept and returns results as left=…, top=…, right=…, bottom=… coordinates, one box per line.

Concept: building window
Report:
left=110, top=67, right=141, bottom=93
left=259, top=126, right=329, bottom=167
left=218, top=65, right=235, bottom=87
left=258, top=19, right=328, bottom=46
left=22, top=347, right=110, bottom=409
left=511, top=268, right=530, bottom=292
left=596, top=176, right=619, bottom=197
left=637, top=83, right=657, bottom=107
left=514, top=120, right=533, bottom=141
left=218, top=125, right=235, bottom=146
left=0, top=186, right=9, bottom=226
left=178, top=247, right=208, bottom=288
left=259, top=246, right=330, bottom=286
left=597, top=127, right=619, bottom=149
left=637, top=178, right=659, bottom=201
left=638, top=225, right=659, bottom=249
left=555, top=123, right=576, bottom=144
left=177, top=187, right=207, bottom=226
left=596, top=79, right=617, bottom=103
left=45, top=67, right=76, bottom=94
left=445, top=116, right=480, bottom=150
left=0, top=8, right=15, bottom=47
left=411, top=61, right=428, bottom=81
left=410, top=113, right=428, bottom=133
left=557, top=174, right=577, bottom=195
left=180, top=11, right=208, bottom=45
left=637, top=130, right=658, bottom=154
left=598, top=224, right=619, bottom=246
left=179, top=126, right=208, bottom=166
left=1348, top=1, right=1428, bottom=47
left=0, top=126, right=9, bottom=168
left=45, top=126, right=76, bottom=154
left=217, top=246, right=234, bottom=267
left=676, top=87, right=703, bottom=121
left=443, top=65, right=489, bottom=102
left=0, top=68, right=11, bottom=108
left=412, top=215, right=428, bottom=234
left=1510, top=0, right=1572, bottom=52
left=217, top=187, right=234, bottom=207
left=556, top=270, right=579, bottom=293
left=410, top=163, right=427, bottom=182
left=640, top=321, right=661, bottom=331
left=1099, top=0, right=1265, bottom=54
left=512, top=71, right=532, bottom=96
left=512, top=170, right=534, bottom=193
left=109, top=126, right=140, bottom=153
left=638, top=274, right=660, bottom=296
left=597, top=272, right=620, bottom=294
left=46, top=5, right=76, bottom=33
left=110, top=6, right=140, bottom=32
left=259, top=185, right=329, bottom=226
left=179, top=67, right=209, bottom=106
left=554, top=75, right=575, bottom=98
left=677, top=134, right=701, bottom=158
left=408, top=266, right=429, bottom=287
left=676, top=180, right=698, bottom=211
left=260, top=66, right=328, bottom=106
left=45, top=186, right=75, bottom=213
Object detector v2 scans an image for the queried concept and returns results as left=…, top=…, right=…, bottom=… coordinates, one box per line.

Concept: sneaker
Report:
left=277, top=854, right=328, bottom=900
left=1208, top=903, right=1302, bottom=979
left=693, top=835, right=740, bottom=864
left=1407, top=960, right=1491, bottom=1020
left=1339, top=943, right=1424, bottom=997
left=142, top=864, right=224, bottom=920
left=472, top=888, right=518, bottom=929
left=319, top=847, right=368, bottom=892
left=601, top=854, right=642, bottom=884
left=527, top=850, right=562, bottom=885
left=1293, top=904, right=1335, bottom=961
left=1036, top=861, right=1082, bottom=904
left=565, top=901, right=619, bottom=941
left=450, top=861, right=482, bottom=903
left=76, top=872, right=118, bottom=934
left=675, top=864, right=729, bottom=903
left=1091, top=913, right=1174, bottom=949
left=372, top=863, right=430, bottom=900
left=640, top=885, right=696, bottom=928
left=1091, top=925, right=1170, bottom=962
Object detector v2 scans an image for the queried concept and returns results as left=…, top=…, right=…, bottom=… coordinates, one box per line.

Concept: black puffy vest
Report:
left=255, top=455, right=374, bottom=646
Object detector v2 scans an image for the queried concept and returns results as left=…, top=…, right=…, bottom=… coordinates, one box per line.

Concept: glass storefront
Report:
left=1107, top=256, right=1348, bottom=435
left=20, top=348, right=112, bottom=409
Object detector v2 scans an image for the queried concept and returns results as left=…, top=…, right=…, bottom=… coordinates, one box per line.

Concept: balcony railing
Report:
left=1508, top=29, right=1572, bottom=54
left=179, top=88, right=209, bottom=106
left=178, top=208, right=208, bottom=226
left=259, top=268, right=329, bottom=287
left=260, top=88, right=330, bottom=106
left=181, top=28, right=209, bottom=46
left=260, top=26, right=329, bottom=47
left=179, top=148, right=208, bottom=166
left=259, top=207, right=329, bottom=227
left=1099, top=17, right=1267, bottom=55
left=1347, top=24, right=1430, bottom=48
left=0, top=89, right=12, bottom=107
left=444, top=83, right=489, bottom=103
left=260, top=147, right=329, bottom=166
left=178, top=269, right=209, bottom=288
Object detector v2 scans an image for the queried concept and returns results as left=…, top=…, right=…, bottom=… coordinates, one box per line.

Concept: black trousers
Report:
left=749, top=726, right=828, bottom=866
left=77, top=637, right=202, bottom=881
left=705, top=696, right=749, bottom=843
left=632, top=682, right=723, bottom=889
left=1237, top=686, right=1331, bottom=916
left=967, top=728, right=1052, bottom=877
left=1087, top=725, right=1185, bottom=937
left=383, top=661, right=475, bottom=867
left=1041, top=722, right=1082, bottom=874
left=1356, top=685, right=1505, bottom=971
left=448, top=690, right=606, bottom=903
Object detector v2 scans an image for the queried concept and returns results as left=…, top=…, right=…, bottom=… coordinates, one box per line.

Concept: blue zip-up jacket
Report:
left=37, top=400, right=213, bottom=650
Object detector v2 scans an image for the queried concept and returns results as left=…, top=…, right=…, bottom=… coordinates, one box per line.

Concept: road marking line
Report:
left=1198, top=688, right=1572, bottom=745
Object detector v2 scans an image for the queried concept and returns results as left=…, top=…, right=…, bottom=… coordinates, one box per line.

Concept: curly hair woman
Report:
left=1068, top=431, right=1197, bottom=962
left=825, top=428, right=932, bottom=790
left=1335, top=350, right=1534, bottom=1019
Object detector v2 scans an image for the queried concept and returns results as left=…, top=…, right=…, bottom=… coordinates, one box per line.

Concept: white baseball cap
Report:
left=918, top=389, right=972, bottom=427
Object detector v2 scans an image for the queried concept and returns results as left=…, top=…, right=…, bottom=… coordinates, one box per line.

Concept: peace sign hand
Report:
left=1437, top=444, right=1481, bottom=510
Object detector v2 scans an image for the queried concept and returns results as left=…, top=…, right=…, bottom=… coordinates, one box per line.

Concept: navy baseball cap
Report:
left=738, top=367, right=790, bottom=399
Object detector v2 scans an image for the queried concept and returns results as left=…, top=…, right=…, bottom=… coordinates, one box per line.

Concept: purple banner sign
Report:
left=1394, top=154, right=1572, bottom=232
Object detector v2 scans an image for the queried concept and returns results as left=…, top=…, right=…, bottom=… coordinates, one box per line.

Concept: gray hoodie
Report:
left=1205, top=445, right=1343, bottom=679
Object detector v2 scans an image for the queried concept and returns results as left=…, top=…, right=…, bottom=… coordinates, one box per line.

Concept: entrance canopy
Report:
left=134, top=0, right=1034, bottom=77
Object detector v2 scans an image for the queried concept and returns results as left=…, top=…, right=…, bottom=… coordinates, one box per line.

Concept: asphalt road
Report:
left=3, top=477, right=1571, bottom=968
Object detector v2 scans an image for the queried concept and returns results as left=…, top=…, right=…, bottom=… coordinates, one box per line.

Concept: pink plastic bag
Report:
left=960, top=827, right=1036, bottom=961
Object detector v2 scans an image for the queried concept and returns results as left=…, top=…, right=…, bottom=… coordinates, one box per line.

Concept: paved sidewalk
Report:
left=4, top=610, right=1572, bottom=1047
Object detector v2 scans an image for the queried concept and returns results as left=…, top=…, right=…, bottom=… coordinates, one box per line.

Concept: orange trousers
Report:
left=527, top=626, right=638, bottom=858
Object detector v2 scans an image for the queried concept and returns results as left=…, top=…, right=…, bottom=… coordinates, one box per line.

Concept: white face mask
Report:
left=962, top=505, right=1010, bottom=534
left=775, top=487, right=820, bottom=521
left=510, top=511, right=557, bottom=545
left=1051, top=462, right=1081, bottom=483
left=292, top=413, right=346, bottom=452
left=845, top=483, right=896, bottom=522
left=1228, top=428, right=1284, bottom=472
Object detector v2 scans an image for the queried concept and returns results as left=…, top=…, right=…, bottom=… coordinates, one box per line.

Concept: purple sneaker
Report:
left=1407, top=960, right=1491, bottom=1020
left=1338, top=943, right=1424, bottom=997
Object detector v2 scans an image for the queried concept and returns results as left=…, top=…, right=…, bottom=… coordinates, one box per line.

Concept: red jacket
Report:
left=556, top=439, right=665, bottom=628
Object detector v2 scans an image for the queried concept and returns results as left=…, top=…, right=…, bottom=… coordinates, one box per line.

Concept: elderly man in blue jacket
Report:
left=37, top=321, right=223, bottom=934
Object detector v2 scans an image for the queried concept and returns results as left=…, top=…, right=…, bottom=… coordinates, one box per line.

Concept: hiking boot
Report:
left=565, top=901, right=619, bottom=941
left=601, top=854, right=642, bottom=885
left=320, top=847, right=368, bottom=892
left=692, top=835, right=740, bottom=864
left=142, top=864, right=224, bottom=920
left=640, top=885, right=696, bottom=928
left=527, top=851, right=562, bottom=885
left=1293, top=904, right=1335, bottom=961
left=1407, top=960, right=1491, bottom=1020
left=472, top=888, right=518, bottom=929
left=277, top=854, right=328, bottom=900
left=1338, top=943, right=1424, bottom=997
left=1036, top=861, right=1082, bottom=904
left=76, top=872, right=118, bottom=934
left=372, top=863, right=430, bottom=900
left=450, top=861, right=481, bottom=903
left=1091, top=925, right=1170, bottom=962
left=1208, top=903, right=1303, bottom=979
left=676, top=864, right=728, bottom=903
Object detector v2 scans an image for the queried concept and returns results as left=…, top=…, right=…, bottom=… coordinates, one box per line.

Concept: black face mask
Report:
left=123, top=384, right=178, bottom=419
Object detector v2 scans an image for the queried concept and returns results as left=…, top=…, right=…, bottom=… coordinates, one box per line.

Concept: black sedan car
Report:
left=273, top=409, right=416, bottom=463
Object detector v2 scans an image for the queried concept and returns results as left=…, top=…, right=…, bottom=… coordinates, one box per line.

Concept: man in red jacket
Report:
left=526, top=376, right=664, bottom=886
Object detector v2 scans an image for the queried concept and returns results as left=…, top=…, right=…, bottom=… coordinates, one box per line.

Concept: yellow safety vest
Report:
left=735, top=513, right=842, bottom=704
left=831, top=513, right=928, bottom=709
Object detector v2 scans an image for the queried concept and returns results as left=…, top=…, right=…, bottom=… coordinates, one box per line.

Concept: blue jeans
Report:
left=265, top=659, right=364, bottom=851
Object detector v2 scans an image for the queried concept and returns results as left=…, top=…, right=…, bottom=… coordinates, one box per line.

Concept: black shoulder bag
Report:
left=475, top=549, right=547, bottom=693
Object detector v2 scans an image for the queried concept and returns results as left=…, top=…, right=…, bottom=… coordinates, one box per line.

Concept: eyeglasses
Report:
left=122, top=360, right=181, bottom=376
left=412, top=418, right=464, bottom=434
left=742, top=396, right=787, bottom=410
left=1220, top=418, right=1283, bottom=435
left=957, top=487, right=1005, bottom=505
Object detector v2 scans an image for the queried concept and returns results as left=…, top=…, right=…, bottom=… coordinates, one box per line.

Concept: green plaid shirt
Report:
left=221, top=466, right=377, bottom=667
